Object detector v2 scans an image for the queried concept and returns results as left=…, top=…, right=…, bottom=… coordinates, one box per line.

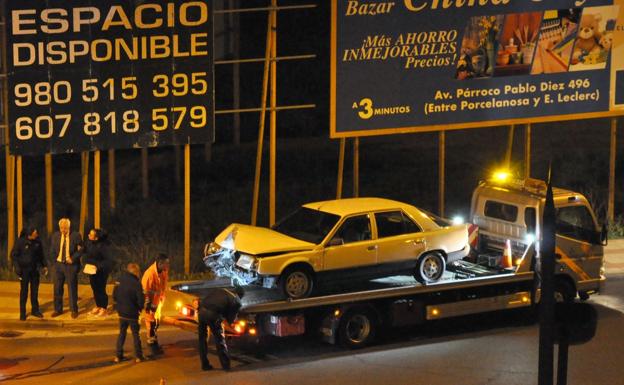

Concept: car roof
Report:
left=302, top=197, right=417, bottom=217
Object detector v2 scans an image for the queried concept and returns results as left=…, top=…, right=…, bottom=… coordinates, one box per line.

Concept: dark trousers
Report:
left=198, top=308, right=230, bottom=369
left=89, top=270, right=109, bottom=308
left=116, top=318, right=143, bottom=359
left=54, top=262, right=79, bottom=313
left=19, top=269, right=40, bottom=317
left=146, top=317, right=158, bottom=344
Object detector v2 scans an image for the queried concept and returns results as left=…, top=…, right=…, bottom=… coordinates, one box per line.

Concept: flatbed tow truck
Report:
left=164, top=175, right=606, bottom=348
left=167, top=244, right=541, bottom=348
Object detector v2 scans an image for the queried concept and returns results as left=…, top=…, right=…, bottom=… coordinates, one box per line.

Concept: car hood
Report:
left=214, top=223, right=315, bottom=256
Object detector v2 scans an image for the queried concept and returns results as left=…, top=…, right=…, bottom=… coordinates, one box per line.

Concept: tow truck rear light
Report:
left=233, top=320, right=247, bottom=334
left=249, top=327, right=257, bottom=335
left=179, top=305, right=195, bottom=318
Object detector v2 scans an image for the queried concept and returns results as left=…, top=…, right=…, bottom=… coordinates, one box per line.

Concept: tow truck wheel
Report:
left=280, top=266, right=314, bottom=299
left=415, top=252, right=446, bottom=284
left=338, top=307, right=377, bottom=349
left=554, top=279, right=576, bottom=303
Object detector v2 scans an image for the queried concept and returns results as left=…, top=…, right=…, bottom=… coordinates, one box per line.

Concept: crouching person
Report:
left=197, top=286, right=244, bottom=371
left=113, top=263, right=146, bottom=363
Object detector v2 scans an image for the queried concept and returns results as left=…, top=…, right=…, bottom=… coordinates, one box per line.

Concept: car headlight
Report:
left=204, top=242, right=221, bottom=257
left=235, top=254, right=257, bottom=270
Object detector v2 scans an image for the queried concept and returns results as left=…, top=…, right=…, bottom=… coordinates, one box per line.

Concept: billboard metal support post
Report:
left=45, top=154, right=53, bottom=235
left=337, top=138, right=345, bottom=199
left=79, top=152, right=90, bottom=238
left=505, top=125, right=514, bottom=168
left=16, top=156, right=22, bottom=235
left=269, top=0, right=277, bottom=227
left=608, top=118, right=617, bottom=222
left=439, top=131, right=445, bottom=217
left=184, top=143, right=190, bottom=275
left=94, top=150, right=101, bottom=229
left=232, top=0, right=241, bottom=146
left=525, top=124, right=531, bottom=179
left=108, top=149, right=115, bottom=211
left=251, top=11, right=273, bottom=226
left=6, top=151, right=14, bottom=262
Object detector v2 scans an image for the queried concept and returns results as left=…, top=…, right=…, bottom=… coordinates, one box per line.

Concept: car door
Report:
left=323, top=214, right=377, bottom=271
left=554, top=204, right=603, bottom=283
left=374, top=210, right=425, bottom=265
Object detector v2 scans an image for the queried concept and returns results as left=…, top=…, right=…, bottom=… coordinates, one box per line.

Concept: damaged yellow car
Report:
left=204, top=198, right=470, bottom=299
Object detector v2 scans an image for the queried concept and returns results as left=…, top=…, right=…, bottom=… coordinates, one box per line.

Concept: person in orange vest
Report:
left=141, top=253, right=170, bottom=356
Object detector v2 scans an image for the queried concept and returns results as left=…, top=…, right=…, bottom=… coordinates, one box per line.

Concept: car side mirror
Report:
left=600, top=224, right=608, bottom=246
left=327, top=237, right=344, bottom=247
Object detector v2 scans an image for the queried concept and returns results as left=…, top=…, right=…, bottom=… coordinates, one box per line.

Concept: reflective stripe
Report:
left=555, top=246, right=591, bottom=281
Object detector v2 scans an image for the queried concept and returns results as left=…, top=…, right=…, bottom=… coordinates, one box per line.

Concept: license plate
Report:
left=236, top=254, right=254, bottom=270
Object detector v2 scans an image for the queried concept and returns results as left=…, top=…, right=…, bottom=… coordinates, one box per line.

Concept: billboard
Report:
left=5, top=0, right=214, bottom=155
left=331, top=0, right=624, bottom=137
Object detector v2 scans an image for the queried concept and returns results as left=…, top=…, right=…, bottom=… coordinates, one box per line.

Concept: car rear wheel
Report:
left=280, top=266, right=314, bottom=299
left=415, top=252, right=446, bottom=284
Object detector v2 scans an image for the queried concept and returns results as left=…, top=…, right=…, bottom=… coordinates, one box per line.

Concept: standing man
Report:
left=141, top=253, right=170, bottom=356
left=113, top=263, right=145, bottom=363
left=11, top=227, right=47, bottom=320
left=197, top=286, right=244, bottom=371
left=49, top=218, right=83, bottom=318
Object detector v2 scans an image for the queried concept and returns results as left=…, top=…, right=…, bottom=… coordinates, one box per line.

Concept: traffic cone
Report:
left=159, top=378, right=166, bottom=385
left=501, top=239, right=513, bottom=269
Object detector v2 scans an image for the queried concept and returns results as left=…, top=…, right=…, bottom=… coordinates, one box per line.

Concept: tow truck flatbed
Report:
left=170, top=253, right=535, bottom=315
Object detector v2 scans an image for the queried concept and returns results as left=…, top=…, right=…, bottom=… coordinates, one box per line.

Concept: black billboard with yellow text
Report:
left=6, top=0, right=214, bottom=155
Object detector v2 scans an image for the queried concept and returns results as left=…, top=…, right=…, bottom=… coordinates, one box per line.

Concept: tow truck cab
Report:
left=470, top=175, right=606, bottom=299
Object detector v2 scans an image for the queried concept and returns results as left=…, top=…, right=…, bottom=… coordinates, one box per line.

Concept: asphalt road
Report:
left=1, top=274, right=623, bottom=385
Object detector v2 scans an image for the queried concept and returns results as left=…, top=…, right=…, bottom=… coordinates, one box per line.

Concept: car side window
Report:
left=555, top=205, right=599, bottom=244
left=375, top=211, right=421, bottom=238
left=331, top=215, right=372, bottom=244
left=484, top=200, right=518, bottom=222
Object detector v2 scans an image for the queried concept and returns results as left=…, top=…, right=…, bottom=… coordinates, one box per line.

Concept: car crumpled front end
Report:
left=203, top=230, right=261, bottom=286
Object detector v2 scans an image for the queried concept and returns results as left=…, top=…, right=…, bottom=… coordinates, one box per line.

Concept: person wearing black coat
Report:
left=197, top=286, right=244, bottom=371
left=82, top=228, right=114, bottom=316
left=113, top=263, right=145, bottom=363
left=11, top=227, right=47, bottom=321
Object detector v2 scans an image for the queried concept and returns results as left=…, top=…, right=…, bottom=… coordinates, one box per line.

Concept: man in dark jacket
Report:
left=49, top=218, right=83, bottom=318
left=113, top=263, right=145, bottom=363
left=11, top=227, right=47, bottom=320
left=197, top=286, right=244, bottom=371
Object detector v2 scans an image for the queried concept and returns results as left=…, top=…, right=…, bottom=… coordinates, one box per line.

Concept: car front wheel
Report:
left=415, top=252, right=446, bottom=284
left=279, top=266, right=314, bottom=299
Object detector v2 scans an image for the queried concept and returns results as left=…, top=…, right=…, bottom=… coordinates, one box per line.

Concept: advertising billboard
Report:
left=331, top=0, right=624, bottom=137
left=5, top=0, right=214, bottom=155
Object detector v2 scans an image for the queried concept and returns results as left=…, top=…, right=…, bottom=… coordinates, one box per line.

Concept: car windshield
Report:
left=272, top=207, right=340, bottom=244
